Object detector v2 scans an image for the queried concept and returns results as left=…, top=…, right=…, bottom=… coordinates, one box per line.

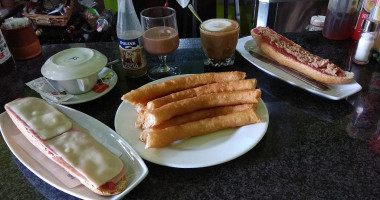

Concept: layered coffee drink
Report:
left=200, top=19, right=239, bottom=67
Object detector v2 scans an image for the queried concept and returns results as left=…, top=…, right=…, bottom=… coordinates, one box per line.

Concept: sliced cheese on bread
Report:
left=6, top=97, right=72, bottom=140
left=4, top=97, right=128, bottom=196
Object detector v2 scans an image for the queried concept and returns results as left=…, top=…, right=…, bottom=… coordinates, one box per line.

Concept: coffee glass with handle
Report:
left=141, top=7, right=180, bottom=80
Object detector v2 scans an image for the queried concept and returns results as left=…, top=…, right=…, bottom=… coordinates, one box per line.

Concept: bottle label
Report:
left=118, top=37, right=146, bottom=71
left=0, top=31, right=12, bottom=65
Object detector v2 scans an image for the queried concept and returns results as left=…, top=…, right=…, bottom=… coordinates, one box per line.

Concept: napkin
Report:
left=26, top=67, right=117, bottom=104
left=26, top=77, right=74, bottom=104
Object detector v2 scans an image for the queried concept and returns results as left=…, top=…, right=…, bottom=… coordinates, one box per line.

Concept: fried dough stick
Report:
left=121, top=71, right=246, bottom=105
left=146, top=79, right=257, bottom=110
left=136, top=103, right=257, bottom=129
left=153, top=104, right=257, bottom=129
left=143, top=89, right=261, bottom=128
left=135, top=112, right=146, bottom=128
left=139, top=104, right=256, bottom=141
left=136, top=79, right=257, bottom=127
left=144, top=108, right=261, bottom=148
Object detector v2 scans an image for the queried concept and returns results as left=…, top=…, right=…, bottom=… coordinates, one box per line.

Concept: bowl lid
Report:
left=41, top=48, right=108, bottom=80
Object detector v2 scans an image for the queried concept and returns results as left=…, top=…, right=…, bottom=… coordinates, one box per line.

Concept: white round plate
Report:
left=114, top=75, right=269, bottom=168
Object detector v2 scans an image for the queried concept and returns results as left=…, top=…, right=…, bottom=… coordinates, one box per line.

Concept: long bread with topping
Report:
left=4, top=97, right=127, bottom=196
left=251, top=27, right=354, bottom=84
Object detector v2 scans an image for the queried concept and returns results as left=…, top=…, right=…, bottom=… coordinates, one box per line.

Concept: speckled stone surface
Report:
left=0, top=32, right=380, bottom=199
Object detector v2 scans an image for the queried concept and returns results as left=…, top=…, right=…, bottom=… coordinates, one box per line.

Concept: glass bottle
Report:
left=116, top=0, right=147, bottom=77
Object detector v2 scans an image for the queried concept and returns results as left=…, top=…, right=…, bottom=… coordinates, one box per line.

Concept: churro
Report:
left=144, top=108, right=261, bottom=148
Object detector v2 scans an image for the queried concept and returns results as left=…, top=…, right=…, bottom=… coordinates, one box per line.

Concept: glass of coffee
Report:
left=141, top=7, right=180, bottom=80
left=200, top=18, right=240, bottom=67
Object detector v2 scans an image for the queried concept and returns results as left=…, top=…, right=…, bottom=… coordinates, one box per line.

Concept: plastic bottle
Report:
left=116, top=0, right=147, bottom=77
left=322, top=0, right=359, bottom=40
left=0, top=29, right=15, bottom=77
left=352, top=0, right=377, bottom=40
left=369, top=1, right=380, bottom=62
left=96, top=9, right=113, bottom=32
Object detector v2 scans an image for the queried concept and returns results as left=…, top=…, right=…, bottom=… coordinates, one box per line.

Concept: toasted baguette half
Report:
left=251, top=27, right=354, bottom=84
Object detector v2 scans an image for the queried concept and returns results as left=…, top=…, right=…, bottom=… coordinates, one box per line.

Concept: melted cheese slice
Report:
left=7, top=97, right=72, bottom=140
left=46, top=131, right=124, bottom=187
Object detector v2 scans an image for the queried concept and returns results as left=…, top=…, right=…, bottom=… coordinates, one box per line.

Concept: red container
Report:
left=322, top=0, right=359, bottom=40
left=352, top=0, right=378, bottom=40
left=1, top=22, right=41, bottom=60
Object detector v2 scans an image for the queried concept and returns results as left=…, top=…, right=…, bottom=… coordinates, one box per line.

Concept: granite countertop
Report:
left=0, top=32, right=380, bottom=199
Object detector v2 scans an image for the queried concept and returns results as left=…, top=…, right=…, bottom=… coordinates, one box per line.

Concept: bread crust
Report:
left=4, top=98, right=127, bottom=196
left=251, top=28, right=354, bottom=84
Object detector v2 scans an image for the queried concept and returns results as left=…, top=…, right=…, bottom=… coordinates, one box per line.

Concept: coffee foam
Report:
left=201, top=19, right=238, bottom=32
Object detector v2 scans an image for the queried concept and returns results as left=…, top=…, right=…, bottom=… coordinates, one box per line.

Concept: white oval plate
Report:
left=236, top=36, right=362, bottom=100
left=114, top=75, right=269, bottom=168
left=0, top=103, right=148, bottom=200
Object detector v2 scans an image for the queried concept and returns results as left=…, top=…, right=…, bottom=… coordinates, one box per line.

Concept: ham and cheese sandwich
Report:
left=4, top=97, right=127, bottom=196
left=251, top=27, right=354, bottom=84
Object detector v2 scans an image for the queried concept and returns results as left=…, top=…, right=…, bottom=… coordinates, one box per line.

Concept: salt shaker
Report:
left=353, top=19, right=380, bottom=65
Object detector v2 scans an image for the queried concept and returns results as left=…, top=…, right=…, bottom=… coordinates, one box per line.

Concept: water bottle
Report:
left=117, top=0, right=147, bottom=77
left=96, top=9, right=113, bottom=32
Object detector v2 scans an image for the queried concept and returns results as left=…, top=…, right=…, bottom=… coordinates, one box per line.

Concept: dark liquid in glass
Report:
left=322, top=9, right=356, bottom=40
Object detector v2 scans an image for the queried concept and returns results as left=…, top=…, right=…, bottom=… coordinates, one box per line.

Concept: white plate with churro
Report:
left=115, top=72, right=269, bottom=168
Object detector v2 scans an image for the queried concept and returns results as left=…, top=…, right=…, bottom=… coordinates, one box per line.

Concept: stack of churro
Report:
left=121, top=71, right=262, bottom=148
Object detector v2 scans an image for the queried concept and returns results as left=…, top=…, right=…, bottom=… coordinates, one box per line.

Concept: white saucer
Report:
left=41, top=67, right=118, bottom=105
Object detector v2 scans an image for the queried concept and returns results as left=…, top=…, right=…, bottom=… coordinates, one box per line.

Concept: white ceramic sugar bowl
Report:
left=41, top=48, right=107, bottom=95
